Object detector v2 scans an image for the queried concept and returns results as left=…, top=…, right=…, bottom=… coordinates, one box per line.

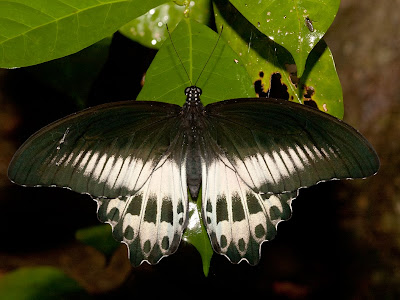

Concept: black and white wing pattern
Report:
left=203, top=98, right=379, bottom=195
left=95, top=144, right=188, bottom=265
left=8, top=94, right=380, bottom=266
left=200, top=98, right=379, bottom=264
left=201, top=153, right=297, bottom=264
left=8, top=101, right=189, bottom=265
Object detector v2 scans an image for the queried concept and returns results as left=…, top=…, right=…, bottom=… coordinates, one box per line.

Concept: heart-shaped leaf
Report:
left=214, top=0, right=343, bottom=118
left=228, top=0, right=340, bottom=77
left=0, top=0, right=168, bottom=68
left=119, top=0, right=211, bottom=49
left=137, top=18, right=255, bottom=105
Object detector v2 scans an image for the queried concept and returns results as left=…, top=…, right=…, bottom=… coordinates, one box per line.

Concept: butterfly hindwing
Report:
left=203, top=98, right=379, bottom=195
left=201, top=155, right=296, bottom=264
left=95, top=144, right=188, bottom=265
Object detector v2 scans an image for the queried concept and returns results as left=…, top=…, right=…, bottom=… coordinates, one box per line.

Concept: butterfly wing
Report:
left=201, top=150, right=297, bottom=264
left=95, top=133, right=188, bottom=265
left=9, top=101, right=184, bottom=198
left=8, top=101, right=189, bottom=265
left=203, top=98, right=379, bottom=195
left=200, top=98, right=379, bottom=264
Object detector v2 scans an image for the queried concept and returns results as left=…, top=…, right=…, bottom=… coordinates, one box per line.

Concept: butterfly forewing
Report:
left=8, top=101, right=183, bottom=199
left=203, top=98, right=379, bottom=195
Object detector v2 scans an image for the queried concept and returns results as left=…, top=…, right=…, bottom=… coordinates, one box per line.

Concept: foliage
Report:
left=0, top=266, right=88, bottom=299
left=76, top=224, right=120, bottom=256
left=1, top=0, right=342, bottom=280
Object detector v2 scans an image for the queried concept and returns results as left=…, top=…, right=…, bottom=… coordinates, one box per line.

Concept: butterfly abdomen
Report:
left=182, top=104, right=205, bottom=200
left=186, top=147, right=202, bottom=199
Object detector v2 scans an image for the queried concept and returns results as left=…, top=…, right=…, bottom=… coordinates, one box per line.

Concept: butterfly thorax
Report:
left=182, top=86, right=205, bottom=200
left=183, top=86, right=203, bottom=107
left=181, top=85, right=205, bottom=133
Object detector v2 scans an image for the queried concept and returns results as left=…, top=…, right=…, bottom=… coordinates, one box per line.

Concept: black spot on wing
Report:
left=246, top=193, right=263, bottom=214
left=143, top=195, right=157, bottom=223
left=216, top=195, right=229, bottom=223
left=232, top=193, right=245, bottom=222
left=127, top=194, right=143, bottom=216
left=160, top=197, right=173, bottom=223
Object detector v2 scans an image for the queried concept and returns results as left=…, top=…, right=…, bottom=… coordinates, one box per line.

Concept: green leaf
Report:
left=119, top=0, right=211, bottom=49
left=214, top=0, right=343, bottom=118
left=76, top=224, right=120, bottom=256
left=228, top=0, right=340, bottom=77
left=0, top=267, right=88, bottom=299
left=300, top=39, right=344, bottom=119
left=0, top=0, right=168, bottom=68
left=182, top=191, right=213, bottom=277
left=137, top=18, right=255, bottom=104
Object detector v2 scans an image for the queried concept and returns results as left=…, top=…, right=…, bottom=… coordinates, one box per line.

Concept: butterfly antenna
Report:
left=194, top=25, right=224, bottom=86
left=166, top=24, right=192, bottom=85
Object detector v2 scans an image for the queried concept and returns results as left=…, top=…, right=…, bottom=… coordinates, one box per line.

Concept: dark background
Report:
left=0, top=0, right=399, bottom=298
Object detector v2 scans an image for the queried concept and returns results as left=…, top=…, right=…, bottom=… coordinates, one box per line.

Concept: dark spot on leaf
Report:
left=259, top=71, right=264, bottom=78
left=304, top=99, right=318, bottom=109
left=303, top=86, right=318, bottom=109
left=254, top=80, right=263, bottom=94
left=285, top=64, right=298, bottom=86
left=255, top=73, right=289, bottom=99
left=304, top=85, right=315, bottom=99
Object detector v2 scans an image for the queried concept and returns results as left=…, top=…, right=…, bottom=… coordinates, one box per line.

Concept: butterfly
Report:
left=7, top=22, right=379, bottom=266
left=8, top=84, right=379, bottom=265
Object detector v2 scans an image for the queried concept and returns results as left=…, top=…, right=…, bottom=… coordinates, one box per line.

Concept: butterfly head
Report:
left=185, top=86, right=202, bottom=106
